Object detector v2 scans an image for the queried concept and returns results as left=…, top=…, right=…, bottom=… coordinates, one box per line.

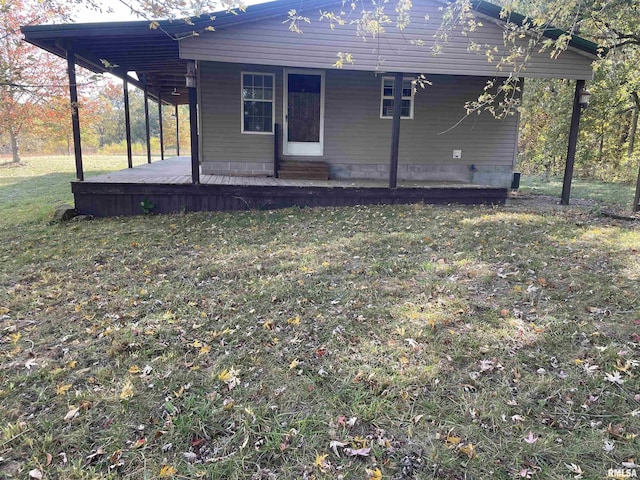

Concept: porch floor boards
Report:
left=83, top=156, right=488, bottom=190
left=74, top=156, right=508, bottom=216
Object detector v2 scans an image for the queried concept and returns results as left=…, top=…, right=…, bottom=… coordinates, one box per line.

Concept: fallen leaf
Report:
left=411, top=414, right=424, bottom=424
left=607, top=423, right=624, bottom=438
left=119, top=380, right=135, bottom=400
left=445, top=435, right=462, bottom=447
left=28, top=469, right=43, bottom=479
left=614, top=359, right=632, bottom=373
left=86, top=447, right=106, bottom=461
left=523, top=431, right=538, bottom=444
left=289, top=359, right=299, bottom=369
left=159, top=464, right=178, bottom=477
left=56, top=384, right=72, bottom=395
left=183, top=451, right=198, bottom=462
left=565, top=462, right=583, bottom=478
left=605, top=371, right=624, bottom=385
left=479, top=359, right=495, bottom=372
left=287, top=316, right=301, bottom=325
left=64, top=407, right=80, bottom=421
left=367, top=467, right=382, bottom=480
left=329, top=440, right=347, bottom=456
left=108, top=450, right=121, bottom=465
left=128, top=365, right=141, bottom=374
left=133, top=438, right=146, bottom=448
left=344, top=446, right=371, bottom=457
left=218, top=367, right=240, bottom=390
left=314, top=452, right=329, bottom=472
left=459, top=443, right=477, bottom=459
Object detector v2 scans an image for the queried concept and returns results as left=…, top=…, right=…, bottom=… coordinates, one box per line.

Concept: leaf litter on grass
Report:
left=0, top=199, right=638, bottom=479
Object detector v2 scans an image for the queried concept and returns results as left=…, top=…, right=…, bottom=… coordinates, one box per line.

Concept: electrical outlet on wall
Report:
left=453, top=150, right=462, bottom=159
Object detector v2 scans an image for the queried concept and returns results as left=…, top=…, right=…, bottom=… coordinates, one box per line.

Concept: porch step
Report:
left=278, top=161, right=329, bottom=180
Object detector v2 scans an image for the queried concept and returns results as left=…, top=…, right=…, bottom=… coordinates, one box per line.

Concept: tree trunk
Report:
left=9, top=127, right=20, bottom=164
left=629, top=92, right=640, bottom=158
left=598, top=132, right=604, bottom=164
left=634, top=159, right=640, bottom=213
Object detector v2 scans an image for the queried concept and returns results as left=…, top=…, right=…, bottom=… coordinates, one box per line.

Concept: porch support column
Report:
left=561, top=79, right=585, bottom=205
left=187, top=61, right=199, bottom=184
left=123, top=77, right=133, bottom=168
left=158, top=92, right=165, bottom=160
left=388, top=72, right=403, bottom=189
left=175, top=105, right=180, bottom=156
left=143, top=73, right=152, bottom=164
left=66, top=48, right=83, bottom=181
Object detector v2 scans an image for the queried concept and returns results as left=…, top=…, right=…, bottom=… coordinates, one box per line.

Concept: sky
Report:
left=75, top=1, right=140, bottom=22
left=75, top=0, right=268, bottom=23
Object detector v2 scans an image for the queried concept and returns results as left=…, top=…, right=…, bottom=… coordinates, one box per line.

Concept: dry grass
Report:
left=0, top=158, right=639, bottom=479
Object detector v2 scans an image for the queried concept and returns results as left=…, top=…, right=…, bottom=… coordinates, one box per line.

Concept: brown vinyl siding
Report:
left=199, top=62, right=518, bottom=182
left=181, top=1, right=594, bottom=80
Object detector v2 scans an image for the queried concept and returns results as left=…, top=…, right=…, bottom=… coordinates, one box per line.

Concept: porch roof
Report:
left=21, top=0, right=601, bottom=103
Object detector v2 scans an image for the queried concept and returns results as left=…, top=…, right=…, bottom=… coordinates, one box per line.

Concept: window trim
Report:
left=241, top=72, right=276, bottom=135
left=379, top=76, right=414, bottom=120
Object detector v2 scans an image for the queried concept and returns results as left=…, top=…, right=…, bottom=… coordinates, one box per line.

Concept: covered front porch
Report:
left=21, top=0, right=600, bottom=216
left=72, top=156, right=508, bottom=216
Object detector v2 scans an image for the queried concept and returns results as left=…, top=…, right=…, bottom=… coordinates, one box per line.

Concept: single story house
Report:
left=21, top=0, right=600, bottom=215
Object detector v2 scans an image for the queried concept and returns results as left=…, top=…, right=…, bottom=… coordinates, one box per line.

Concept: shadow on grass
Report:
left=520, top=174, right=636, bottom=208
left=0, top=170, right=113, bottom=226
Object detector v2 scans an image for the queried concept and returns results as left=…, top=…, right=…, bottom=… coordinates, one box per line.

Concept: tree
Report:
left=0, top=0, right=68, bottom=163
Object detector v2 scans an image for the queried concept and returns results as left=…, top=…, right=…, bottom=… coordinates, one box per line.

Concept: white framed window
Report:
left=241, top=72, right=275, bottom=134
left=380, top=76, right=414, bottom=119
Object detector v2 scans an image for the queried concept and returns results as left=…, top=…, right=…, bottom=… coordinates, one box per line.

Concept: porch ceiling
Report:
left=20, top=0, right=338, bottom=105
left=22, top=22, right=189, bottom=104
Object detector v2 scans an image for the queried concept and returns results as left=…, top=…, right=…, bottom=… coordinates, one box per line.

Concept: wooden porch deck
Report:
left=73, top=157, right=508, bottom=216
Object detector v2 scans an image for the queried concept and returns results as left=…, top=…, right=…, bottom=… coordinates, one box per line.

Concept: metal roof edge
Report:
left=21, top=0, right=339, bottom=40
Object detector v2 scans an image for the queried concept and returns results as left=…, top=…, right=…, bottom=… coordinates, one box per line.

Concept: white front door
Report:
left=284, top=69, right=325, bottom=156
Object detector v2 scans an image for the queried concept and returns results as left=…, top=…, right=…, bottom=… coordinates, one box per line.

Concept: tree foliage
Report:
left=485, top=0, right=640, bottom=184
left=0, top=0, right=69, bottom=163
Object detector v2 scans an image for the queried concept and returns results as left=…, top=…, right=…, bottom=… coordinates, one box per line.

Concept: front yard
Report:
left=1, top=157, right=638, bottom=479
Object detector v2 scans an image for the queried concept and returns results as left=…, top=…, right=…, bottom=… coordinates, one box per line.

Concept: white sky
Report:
left=75, top=0, right=268, bottom=23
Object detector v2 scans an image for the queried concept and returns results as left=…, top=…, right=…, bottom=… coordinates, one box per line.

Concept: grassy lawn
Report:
left=1, top=158, right=639, bottom=479
left=0, top=156, right=152, bottom=226
left=521, top=174, right=637, bottom=209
